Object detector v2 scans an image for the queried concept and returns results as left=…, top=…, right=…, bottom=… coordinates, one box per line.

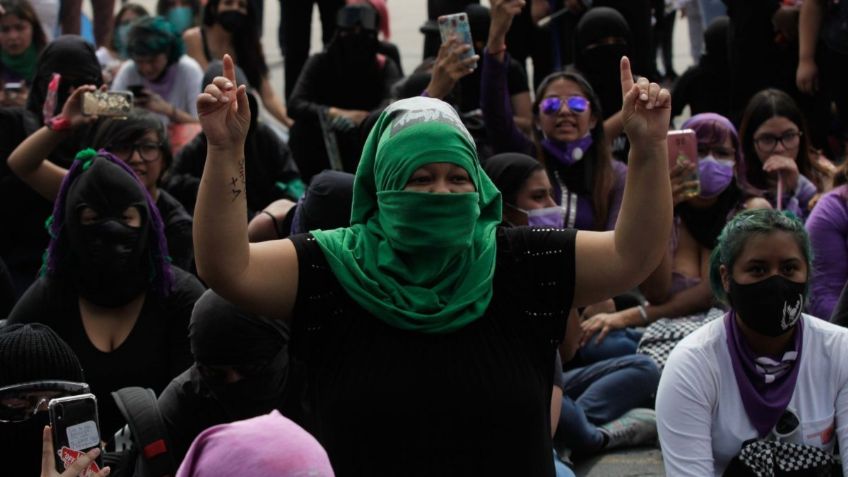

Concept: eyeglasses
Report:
left=540, top=96, right=590, bottom=116
left=109, top=142, right=163, bottom=163
left=753, top=131, right=802, bottom=152
left=0, top=381, right=89, bottom=422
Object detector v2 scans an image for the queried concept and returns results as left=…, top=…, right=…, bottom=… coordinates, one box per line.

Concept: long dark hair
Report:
left=0, top=0, right=48, bottom=53
left=738, top=89, right=812, bottom=192
left=531, top=70, right=615, bottom=229
left=202, top=0, right=267, bottom=89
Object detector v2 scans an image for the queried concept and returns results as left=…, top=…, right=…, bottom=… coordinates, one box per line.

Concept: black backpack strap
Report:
left=111, top=387, right=177, bottom=477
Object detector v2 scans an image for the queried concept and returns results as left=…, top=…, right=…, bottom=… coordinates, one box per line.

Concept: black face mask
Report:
left=63, top=158, right=152, bottom=308
left=204, top=347, right=289, bottom=421
left=218, top=11, right=247, bottom=32
left=728, top=275, right=807, bottom=337
left=335, top=31, right=379, bottom=67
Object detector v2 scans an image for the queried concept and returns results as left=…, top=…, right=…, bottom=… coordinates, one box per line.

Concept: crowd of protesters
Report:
left=2, top=0, right=848, bottom=476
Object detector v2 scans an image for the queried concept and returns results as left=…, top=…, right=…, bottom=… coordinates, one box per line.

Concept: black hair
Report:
left=201, top=0, right=267, bottom=89
left=91, top=110, right=173, bottom=184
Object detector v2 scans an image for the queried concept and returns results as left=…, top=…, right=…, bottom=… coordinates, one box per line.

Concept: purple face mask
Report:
left=541, top=134, right=594, bottom=167
left=526, top=206, right=565, bottom=228
left=698, top=156, right=735, bottom=198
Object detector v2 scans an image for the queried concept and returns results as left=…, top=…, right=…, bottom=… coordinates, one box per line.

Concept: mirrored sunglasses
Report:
left=540, top=96, right=589, bottom=116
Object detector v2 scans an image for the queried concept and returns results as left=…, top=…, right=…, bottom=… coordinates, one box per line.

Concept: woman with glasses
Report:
left=656, top=208, right=848, bottom=476
left=7, top=149, right=204, bottom=438
left=481, top=0, right=626, bottom=233
left=739, top=88, right=819, bottom=220
left=7, top=86, right=194, bottom=271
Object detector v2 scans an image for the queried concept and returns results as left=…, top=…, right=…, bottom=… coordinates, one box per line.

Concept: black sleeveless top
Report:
left=289, top=226, right=576, bottom=476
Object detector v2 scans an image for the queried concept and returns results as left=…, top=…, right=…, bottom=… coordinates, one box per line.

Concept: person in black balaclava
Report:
left=167, top=61, right=303, bottom=216
left=7, top=151, right=205, bottom=437
left=572, top=7, right=631, bottom=121
left=1, top=35, right=103, bottom=298
left=287, top=3, right=402, bottom=182
left=671, top=16, right=732, bottom=120
left=0, top=323, right=87, bottom=477
left=156, top=289, right=295, bottom=464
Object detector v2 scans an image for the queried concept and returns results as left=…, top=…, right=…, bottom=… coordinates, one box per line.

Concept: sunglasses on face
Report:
left=540, top=96, right=590, bottom=116
left=0, top=381, right=90, bottom=422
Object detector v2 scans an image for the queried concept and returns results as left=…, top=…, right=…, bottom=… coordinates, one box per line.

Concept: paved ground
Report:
left=574, top=447, right=666, bottom=476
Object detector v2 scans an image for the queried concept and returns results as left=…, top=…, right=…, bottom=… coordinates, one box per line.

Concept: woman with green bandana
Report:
left=192, top=54, right=673, bottom=476
left=0, top=0, right=47, bottom=106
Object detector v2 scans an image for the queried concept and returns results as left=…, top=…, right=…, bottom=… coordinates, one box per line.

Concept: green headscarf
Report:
left=312, top=97, right=502, bottom=333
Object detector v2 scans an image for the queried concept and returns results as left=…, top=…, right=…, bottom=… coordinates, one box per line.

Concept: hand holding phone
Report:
left=48, top=394, right=104, bottom=474
left=667, top=129, right=700, bottom=201
left=438, top=13, right=477, bottom=64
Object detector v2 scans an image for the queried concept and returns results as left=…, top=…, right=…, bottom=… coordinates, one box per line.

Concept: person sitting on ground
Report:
left=183, top=0, right=292, bottom=127
left=111, top=16, right=203, bottom=125
left=0, top=0, right=48, bottom=105
left=247, top=169, right=354, bottom=243
left=158, top=0, right=200, bottom=35
left=0, top=323, right=106, bottom=477
left=657, top=208, right=848, bottom=476
left=1, top=35, right=102, bottom=296
left=176, top=411, right=334, bottom=477
left=191, top=49, right=672, bottom=474
left=7, top=150, right=204, bottom=436
left=482, top=152, right=660, bottom=462
left=671, top=16, right=733, bottom=121
left=8, top=97, right=195, bottom=271
left=156, top=290, right=296, bottom=466
left=286, top=3, right=402, bottom=181
left=580, top=113, right=749, bottom=367
left=167, top=61, right=302, bottom=216
left=482, top=0, right=627, bottom=233
left=738, top=88, right=818, bottom=220
left=805, top=161, right=848, bottom=319
left=95, top=3, right=148, bottom=85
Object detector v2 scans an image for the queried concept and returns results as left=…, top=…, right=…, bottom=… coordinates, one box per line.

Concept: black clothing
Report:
left=671, top=17, right=732, bottom=119
left=675, top=184, right=743, bottom=249
left=574, top=7, right=631, bottom=119
left=831, top=280, right=848, bottom=327
left=7, top=267, right=204, bottom=436
left=287, top=51, right=401, bottom=182
left=290, top=170, right=354, bottom=235
left=289, top=226, right=576, bottom=476
left=168, top=122, right=300, bottom=214
left=594, top=0, right=654, bottom=79
left=157, top=190, right=194, bottom=272
left=482, top=152, right=542, bottom=205
left=456, top=56, right=529, bottom=114
left=0, top=256, right=14, bottom=317
left=282, top=0, right=345, bottom=99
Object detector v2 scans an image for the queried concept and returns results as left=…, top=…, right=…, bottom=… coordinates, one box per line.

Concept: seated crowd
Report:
left=1, top=0, right=848, bottom=476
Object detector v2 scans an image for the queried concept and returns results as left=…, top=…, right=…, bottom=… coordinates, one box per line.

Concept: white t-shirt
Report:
left=656, top=314, right=848, bottom=476
left=111, top=55, right=203, bottom=125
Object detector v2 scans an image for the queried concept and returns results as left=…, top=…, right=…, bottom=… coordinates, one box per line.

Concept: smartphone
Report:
left=128, top=85, right=146, bottom=97
left=48, top=394, right=103, bottom=474
left=438, top=13, right=476, bottom=62
left=82, top=91, right=133, bottom=117
left=667, top=129, right=700, bottom=199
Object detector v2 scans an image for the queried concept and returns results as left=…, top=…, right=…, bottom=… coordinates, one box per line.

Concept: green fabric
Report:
left=312, top=97, right=502, bottom=333
left=1, top=44, right=38, bottom=81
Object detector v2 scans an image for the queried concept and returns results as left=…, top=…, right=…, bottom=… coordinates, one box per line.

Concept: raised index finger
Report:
left=620, top=56, right=633, bottom=99
left=222, top=54, right=236, bottom=84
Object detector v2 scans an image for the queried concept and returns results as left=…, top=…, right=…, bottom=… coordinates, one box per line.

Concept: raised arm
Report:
left=6, top=85, right=99, bottom=200
left=572, top=57, right=673, bottom=307
left=193, top=55, right=299, bottom=321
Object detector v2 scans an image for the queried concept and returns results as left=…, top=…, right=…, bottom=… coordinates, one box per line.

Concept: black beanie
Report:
left=0, top=323, right=84, bottom=386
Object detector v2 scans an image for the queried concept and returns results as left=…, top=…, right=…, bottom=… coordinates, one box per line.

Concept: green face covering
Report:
left=312, top=97, right=502, bottom=333
left=1, top=44, right=39, bottom=82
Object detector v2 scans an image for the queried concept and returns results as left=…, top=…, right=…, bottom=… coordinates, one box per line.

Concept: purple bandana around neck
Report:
left=142, top=62, right=178, bottom=101
left=725, top=311, right=804, bottom=437
left=541, top=134, right=594, bottom=167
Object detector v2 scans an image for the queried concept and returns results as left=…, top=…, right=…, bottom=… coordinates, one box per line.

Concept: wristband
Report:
left=262, top=210, right=281, bottom=236
left=637, top=305, right=649, bottom=324
left=46, top=115, right=72, bottom=132
left=488, top=44, right=507, bottom=56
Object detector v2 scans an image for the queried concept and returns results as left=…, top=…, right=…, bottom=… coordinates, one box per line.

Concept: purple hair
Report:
left=682, top=113, right=750, bottom=191
left=42, top=149, right=174, bottom=297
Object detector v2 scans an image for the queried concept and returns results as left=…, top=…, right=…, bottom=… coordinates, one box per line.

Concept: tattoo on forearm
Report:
left=229, top=159, right=247, bottom=202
